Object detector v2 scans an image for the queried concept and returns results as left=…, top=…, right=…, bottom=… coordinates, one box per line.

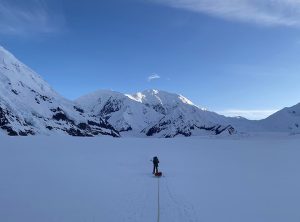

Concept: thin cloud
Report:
left=0, top=0, right=65, bottom=35
left=147, top=73, right=161, bottom=82
left=152, top=0, right=300, bottom=27
left=217, top=109, right=278, bottom=120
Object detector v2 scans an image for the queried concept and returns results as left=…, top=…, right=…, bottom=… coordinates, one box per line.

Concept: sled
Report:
left=155, top=172, right=162, bottom=177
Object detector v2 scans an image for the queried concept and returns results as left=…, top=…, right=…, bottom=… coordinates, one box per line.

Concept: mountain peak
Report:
left=130, top=89, right=198, bottom=108
left=0, top=46, right=119, bottom=137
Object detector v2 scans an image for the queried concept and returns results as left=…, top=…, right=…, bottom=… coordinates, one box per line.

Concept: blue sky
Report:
left=1, top=0, right=300, bottom=119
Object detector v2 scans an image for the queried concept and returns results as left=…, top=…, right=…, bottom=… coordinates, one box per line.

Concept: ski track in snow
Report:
left=123, top=174, right=199, bottom=222
left=161, top=176, right=199, bottom=222
left=1, top=136, right=300, bottom=222
left=122, top=176, right=156, bottom=222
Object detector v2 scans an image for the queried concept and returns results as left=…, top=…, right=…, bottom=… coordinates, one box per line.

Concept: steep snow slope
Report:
left=2, top=45, right=298, bottom=137
left=129, top=89, right=198, bottom=115
left=260, top=103, right=300, bottom=134
left=77, top=89, right=235, bottom=137
left=76, top=90, right=163, bottom=135
left=131, top=90, right=235, bottom=137
left=0, top=46, right=119, bottom=137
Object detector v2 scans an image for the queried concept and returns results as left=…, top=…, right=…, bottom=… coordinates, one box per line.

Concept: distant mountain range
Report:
left=1, top=46, right=299, bottom=137
left=76, top=89, right=236, bottom=137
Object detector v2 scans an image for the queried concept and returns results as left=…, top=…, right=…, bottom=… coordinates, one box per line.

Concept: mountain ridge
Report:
left=1, top=45, right=299, bottom=137
left=76, top=89, right=237, bottom=137
left=0, top=45, right=119, bottom=137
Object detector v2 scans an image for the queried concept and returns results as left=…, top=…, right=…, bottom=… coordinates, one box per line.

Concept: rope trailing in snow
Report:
left=157, top=177, right=160, bottom=222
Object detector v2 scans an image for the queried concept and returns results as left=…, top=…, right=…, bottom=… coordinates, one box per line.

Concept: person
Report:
left=152, top=156, right=159, bottom=174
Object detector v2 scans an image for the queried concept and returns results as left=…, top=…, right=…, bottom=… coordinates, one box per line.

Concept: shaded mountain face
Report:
left=260, top=103, right=300, bottom=134
left=2, top=45, right=299, bottom=137
left=76, top=90, right=163, bottom=135
left=0, top=46, right=119, bottom=137
left=130, top=90, right=236, bottom=137
left=77, top=89, right=236, bottom=137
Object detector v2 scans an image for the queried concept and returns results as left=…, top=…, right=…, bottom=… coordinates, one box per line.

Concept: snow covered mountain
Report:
left=0, top=46, right=119, bottom=137
left=75, top=90, right=163, bottom=135
left=260, top=103, right=300, bottom=134
left=1, top=45, right=299, bottom=137
left=130, top=90, right=235, bottom=137
left=77, top=89, right=236, bottom=137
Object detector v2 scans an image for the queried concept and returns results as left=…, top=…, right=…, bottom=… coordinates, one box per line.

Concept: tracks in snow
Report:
left=159, top=175, right=199, bottom=222
left=122, top=174, right=199, bottom=222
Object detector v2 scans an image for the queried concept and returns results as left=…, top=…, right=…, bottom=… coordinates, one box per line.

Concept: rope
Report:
left=157, top=176, right=160, bottom=222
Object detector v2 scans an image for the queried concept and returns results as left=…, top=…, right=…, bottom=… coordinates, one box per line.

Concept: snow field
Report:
left=0, top=136, right=300, bottom=222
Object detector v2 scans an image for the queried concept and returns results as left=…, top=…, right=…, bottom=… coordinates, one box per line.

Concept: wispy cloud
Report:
left=0, top=0, right=65, bottom=35
left=147, top=73, right=161, bottom=82
left=217, top=109, right=278, bottom=120
left=152, top=0, right=300, bottom=27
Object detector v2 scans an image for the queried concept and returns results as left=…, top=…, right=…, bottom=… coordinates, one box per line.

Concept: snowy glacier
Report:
left=0, top=136, right=299, bottom=222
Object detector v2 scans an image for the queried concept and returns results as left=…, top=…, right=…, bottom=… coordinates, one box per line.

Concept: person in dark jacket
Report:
left=152, top=156, right=159, bottom=174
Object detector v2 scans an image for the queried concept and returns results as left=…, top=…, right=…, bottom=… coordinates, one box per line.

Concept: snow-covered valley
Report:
left=1, top=44, right=300, bottom=222
left=1, top=136, right=299, bottom=222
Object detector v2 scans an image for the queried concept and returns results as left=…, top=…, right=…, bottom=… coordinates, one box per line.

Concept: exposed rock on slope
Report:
left=76, top=90, right=163, bottom=135
left=77, top=89, right=236, bottom=137
left=2, top=45, right=299, bottom=137
left=0, top=46, right=119, bottom=137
